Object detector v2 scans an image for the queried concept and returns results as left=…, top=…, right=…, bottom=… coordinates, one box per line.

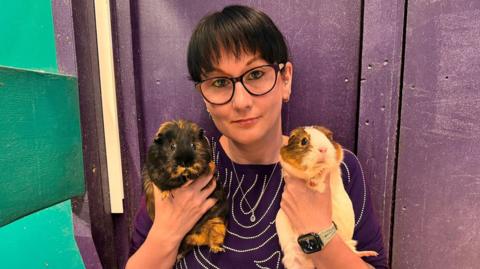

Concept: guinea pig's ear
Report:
left=314, top=126, right=334, bottom=141
left=198, top=128, right=205, bottom=139
left=154, top=121, right=173, bottom=144
left=288, top=134, right=297, bottom=144
left=324, top=128, right=334, bottom=141
left=154, top=133, right=164, bottom=144
left=199, top=128, right=211, bottom=148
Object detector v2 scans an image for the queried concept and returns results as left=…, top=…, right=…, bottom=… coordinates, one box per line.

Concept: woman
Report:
left=127, top=5, right=387, bottom=269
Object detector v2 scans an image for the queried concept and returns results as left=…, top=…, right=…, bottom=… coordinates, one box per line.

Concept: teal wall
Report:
left=0, top=0, right=85, bottom=268
left=0, top=201, right=85, bottom=269
left=0, top=0, right=57, bottom=72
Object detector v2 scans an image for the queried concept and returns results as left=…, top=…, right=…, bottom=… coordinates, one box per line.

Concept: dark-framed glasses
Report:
left=196, top=63, right=285, bottom=105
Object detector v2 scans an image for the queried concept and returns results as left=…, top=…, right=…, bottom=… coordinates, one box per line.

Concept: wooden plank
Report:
left=72, top=0, right=119, bottom=267
left=0, top=66, right=85, bottom=226
left=94, top=0, right=125, bottom=214
left=393, top=1, right=480, bottom=268
left=357, top=0, right=406, bottom=260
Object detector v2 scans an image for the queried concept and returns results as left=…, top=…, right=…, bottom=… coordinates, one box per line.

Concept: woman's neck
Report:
left=220, top=131, right=288, bottom=165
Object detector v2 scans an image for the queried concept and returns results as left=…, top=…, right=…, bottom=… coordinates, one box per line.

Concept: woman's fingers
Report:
left=190, top=170, right=215, bottom=191
left=181, top=179, right=194, bottom=189
left=200, top=178, right=217, bottom=200
left=201, top=198, right=218, bottom=214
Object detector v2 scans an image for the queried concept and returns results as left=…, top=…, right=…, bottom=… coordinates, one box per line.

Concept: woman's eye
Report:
left=191, top=143, right=196, bottom=150
left=170, top=143, right=176, bottom=151
left=212, top=78, right=230, bottom=88
left=247, top=70, right=264, bottom=80
left=301, top=137, right=308, bottom=146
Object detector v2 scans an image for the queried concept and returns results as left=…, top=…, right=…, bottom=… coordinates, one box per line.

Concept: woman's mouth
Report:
left=232, top=116, right=260, bottom=127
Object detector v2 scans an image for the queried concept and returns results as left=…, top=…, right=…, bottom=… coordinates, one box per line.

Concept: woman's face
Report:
left=202, top=51, right=292, bottom=146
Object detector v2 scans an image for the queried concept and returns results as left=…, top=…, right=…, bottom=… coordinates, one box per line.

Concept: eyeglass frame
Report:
left=195, top=63, right=286, bottom=105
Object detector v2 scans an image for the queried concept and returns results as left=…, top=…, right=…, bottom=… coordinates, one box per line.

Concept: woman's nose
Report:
left=231, top=81, right=253, bottom=109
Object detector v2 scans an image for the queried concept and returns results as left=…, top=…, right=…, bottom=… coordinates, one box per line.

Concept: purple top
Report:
left=129, top=137, right=387, bottom=268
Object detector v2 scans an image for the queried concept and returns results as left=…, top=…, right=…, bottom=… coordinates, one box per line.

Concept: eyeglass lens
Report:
left=200, top=65, right=278, bottom=104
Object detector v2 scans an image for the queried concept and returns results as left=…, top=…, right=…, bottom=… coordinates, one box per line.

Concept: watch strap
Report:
left=317, top=221, right=337, bottom=247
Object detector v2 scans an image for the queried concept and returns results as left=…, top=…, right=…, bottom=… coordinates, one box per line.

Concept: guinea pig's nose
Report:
left=318, top=147, right=327, bottom=153
left=178, top=158, right=193, bottom=167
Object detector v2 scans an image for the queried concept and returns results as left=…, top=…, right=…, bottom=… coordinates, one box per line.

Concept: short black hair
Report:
left=187, top=5, right=289, bottom=82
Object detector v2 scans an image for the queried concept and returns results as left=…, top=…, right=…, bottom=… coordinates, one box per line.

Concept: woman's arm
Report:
left=308, top=234, right=371, bottom=269
left=281, top=174, right=373, bottom=269
left=126, top=220, right=182, bottom=269
left=126, top=173, right=218, bottom=269
left=281, top=149, right=387, bottom=269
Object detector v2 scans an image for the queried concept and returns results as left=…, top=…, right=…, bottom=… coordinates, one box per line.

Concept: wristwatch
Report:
left=297, top=222, right=337, bottom=254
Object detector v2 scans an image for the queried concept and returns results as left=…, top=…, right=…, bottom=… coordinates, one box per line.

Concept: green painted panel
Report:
left=0, top=200, right=85, bottom=268
left=0, top=0, right=57, bottom=72
left=0, top=66, right=85, bottom=226
left=0, top=0, right=86, bottom=267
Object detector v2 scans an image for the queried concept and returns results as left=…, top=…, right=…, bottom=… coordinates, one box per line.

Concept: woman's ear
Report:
left=281, top=61, right=293, bottom=102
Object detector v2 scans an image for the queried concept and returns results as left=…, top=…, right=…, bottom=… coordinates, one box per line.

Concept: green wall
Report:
left=0, top=0, right=85, bottom=268
left=0, top=0, right=57, bottom=72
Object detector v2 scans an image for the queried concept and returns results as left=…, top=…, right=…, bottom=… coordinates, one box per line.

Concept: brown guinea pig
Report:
left=142, top=120, right=228, bottom=259
left=276, top=126, right=377, bottom=269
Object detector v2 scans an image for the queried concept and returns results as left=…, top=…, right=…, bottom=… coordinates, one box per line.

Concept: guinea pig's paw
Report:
left=355, top=250, right=379, bottom=257
left=160, top=190, right=171, bottom=200
left=208, top=161, right=216, bottom=172
left=186, top=232, right=208, bottom=246
left=176, top=254, right=185, bottom=261
left=307, top=179, right=318, bottom=188
left=209, top=245, right=225, bottom=253
left=280, top=168, right=290, bottom=179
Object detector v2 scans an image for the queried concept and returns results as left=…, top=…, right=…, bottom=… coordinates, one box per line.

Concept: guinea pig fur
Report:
left=142, top=120, right=228, bottom=259
left=276, top=126, right=378, bottom=269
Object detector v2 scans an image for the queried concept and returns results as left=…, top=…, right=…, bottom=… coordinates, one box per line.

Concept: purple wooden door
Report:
left=392, top=1, right=480, bottom=268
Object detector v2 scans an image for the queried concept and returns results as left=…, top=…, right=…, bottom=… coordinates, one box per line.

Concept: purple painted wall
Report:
left=133, top=0, right=361, bottom=153
left=110, top=0, right=144, bottom=267
left=52, top=1, right=102, bottom=268
left=357, top=0, right=406, bottom=259
left=392, top=0, right=480, bottom=268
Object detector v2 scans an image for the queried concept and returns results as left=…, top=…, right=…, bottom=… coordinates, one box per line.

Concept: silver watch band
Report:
left=317, top=222, right=337, bottom=247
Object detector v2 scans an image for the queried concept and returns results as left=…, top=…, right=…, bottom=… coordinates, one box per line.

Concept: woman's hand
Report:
left=280, top=172, right=333, bottom=234
left=151, top=171, right=218, bottom=243
left=127, top=172, right=218, bottom=269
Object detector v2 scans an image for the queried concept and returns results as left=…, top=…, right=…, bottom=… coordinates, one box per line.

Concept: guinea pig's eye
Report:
left=191, top=143, right=196, bottom=150
left=170, top=143, right=176, bottom=151
left=301, top=137, right=309, bottom=146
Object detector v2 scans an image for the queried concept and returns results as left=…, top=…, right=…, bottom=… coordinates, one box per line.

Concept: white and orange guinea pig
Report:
left=276, top=126, right=378, bottom=269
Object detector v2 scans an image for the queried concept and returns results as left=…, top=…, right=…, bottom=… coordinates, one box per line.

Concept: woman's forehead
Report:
left=206, top=51, right=267, bottom=75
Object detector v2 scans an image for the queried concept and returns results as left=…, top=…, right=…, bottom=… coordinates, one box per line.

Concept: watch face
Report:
left=297, top=233, right=323, bottom=254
